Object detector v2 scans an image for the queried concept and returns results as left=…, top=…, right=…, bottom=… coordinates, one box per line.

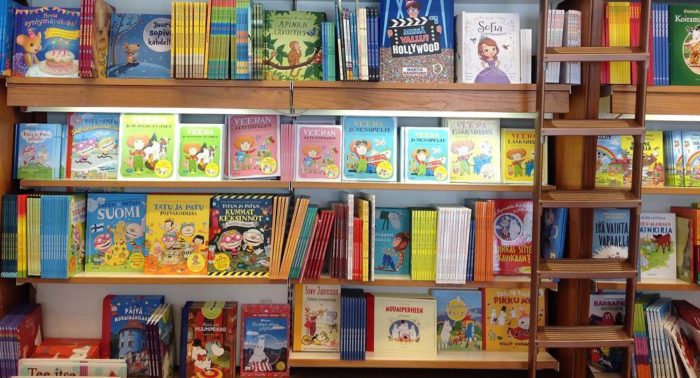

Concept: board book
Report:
left=400, top=127, right=449, bottom=183
left=14, top=123, right=65, bottom=180
left=483, top=288, right=544, bottom=351
left=293, top=284, right=341, bottom=352
left=107, top=13, right=171, bottom=78
left=118, top=114, right=178, bottom=180
left=341, top=116, right=397, bottom=182
left=373, top=294, right=437, bottom=357
left=240, top=304, right=290, bottom=377
left=66, top=113, right=120, bottom=180
left=444, top=118, right=500, bottom=183
left=294, top=124, right=343, bottom=182
left=226, top=115, right=280, bottom=179
left=431, top=289, right=482, bottom=351
left=177, top=123, right=224, bottom=180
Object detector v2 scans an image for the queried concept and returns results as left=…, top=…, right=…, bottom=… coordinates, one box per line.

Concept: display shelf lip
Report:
left=19, top=179, right=292, bottom=189
left=16, top=272, right=284, bottom=285
left=642, top=186, right=700, bottom=195
left=289, top=351, right=559, bottom=370
left=595, top=278, right=697, bottom=291
left=6, top=77, right=290, bottom=89
left=292, top=181, right=547, bottom=192
left=294, top=81, right=571, bottom=92
left=611, top=84, right=700, bottom=94
left=293, top=275, right=556, bottom=289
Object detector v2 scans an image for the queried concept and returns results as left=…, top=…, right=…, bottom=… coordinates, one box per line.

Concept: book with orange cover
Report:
left=32, top=338, right=101, bottom=359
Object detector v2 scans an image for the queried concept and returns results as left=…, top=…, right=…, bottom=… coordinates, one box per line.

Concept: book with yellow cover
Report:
left=373, top=294, right=436, bottom=357
left=144, top=194, right=210, bottom=275
left=355, top=198, right=370, bottom=282
left=410, top=209, right=437, bottom=281
left=621, top=131, right=665, bottom=187
left=483, top=288, right=545, bottom=351
left=500, top=128, right=546, bottom=184
left=293, top=284, right=341, bottom=352
left=445, top=118, right=500, bottom=183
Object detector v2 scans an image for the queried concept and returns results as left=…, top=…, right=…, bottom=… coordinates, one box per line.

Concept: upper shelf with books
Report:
left=611, top=85, right=700, bottom=116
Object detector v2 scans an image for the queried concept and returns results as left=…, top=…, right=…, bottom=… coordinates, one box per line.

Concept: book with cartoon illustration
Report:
left=263, top=10, right=325, bottom=81
left=31, top=338, right=101, bottom=359
left=374, top=207, right=411, bottom=278
left=588, top=293, right=625, bottom=373
left=431, top=289, right=482, bottom=351
left=639, top=213, right=677, bottom=280
left=17, top=359, right=128, bottom=377
left=293, top=284, right=341, bottom=352
left=682, top=131, right=700, bottom=187
left=67, top=113, right=120, bottom=180
left=444, top=118, right=500, bottom=183
left=177, top=123, right=224, bottom=180
left=500, top=128, right=543, bottom=184
left=373, top=294, right=436, bottom=357
left=483, top=288, right=544, bottom=351
left=341, top=116, right=397, bottom=182
left=209, top=194, right=274, bottom=275
left=294, top=124, right=343, bottom=182
left=665, top=131, right=685, bottom=187
left=596, top=136, right=626, bottom=187
left=455, top=13, right=520, bottom=84
left=592, top=208, right=630, bottom=259
left=400, top=127, right=450, bottom=183
left=181, top=301, right=237, bottom=378
left=240, top=304, right=290, bottom=377
left=226, top=115, right=280, bottom=179
left=144, top=195, right=210, bottom=275
left=12, top=7, right=81, bottom=77
left=493, top=199, right=533, bottom=275
left=118, top=114, right=177, bottom=180
left=107, top=14, right=171, bottom=78
left=85, top=193, right=146, bottom=274
left=14, top=123, right=65, bottom=180
left=619, top=131, right=665, bottom=187
left=669, top=5, right=700, bottom=85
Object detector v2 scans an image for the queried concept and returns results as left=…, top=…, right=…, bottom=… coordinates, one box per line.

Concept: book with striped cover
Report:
left=235, top=0, right=251, bottom=79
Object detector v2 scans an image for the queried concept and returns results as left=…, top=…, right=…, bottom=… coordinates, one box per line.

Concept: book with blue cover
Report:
left=400, top=127, right=449, bottom=183
left=374, top=207, right=411, bottom=278
left=593, top=209, right=630, bottom=259
left=431, top=289, right=482, bottom=351
left=0, top=0, right=22, bottom=75
left=541, top=208, right=568, bottom=259
left=341, top=116, right=397, bottom=182
left=85, top=193, right=147, bottom=274
left=107, top=14, right=171, bottom=78
left=67, top=113, right=120, bottom=180
left=14, top=123, right=65, bottom=180
left=40, top=194, right=86, bottom=279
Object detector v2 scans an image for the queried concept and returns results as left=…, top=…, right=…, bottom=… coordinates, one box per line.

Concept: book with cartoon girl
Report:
left=400, top=127, right=449, bottom=183
left=177, top=123, right=223, bottom=180
left=444, top=118, right=500, bottom=183
left=66, top=113, right=120, bottom=180
left=118, top=114, right=178, bottom=180
left=294, top=124, right=343, bottom=182
left=500, top=128, right=546, bottom=184
left=341, top=116, right=397, bottom=182
left=226, top=115, right=280, bottom=179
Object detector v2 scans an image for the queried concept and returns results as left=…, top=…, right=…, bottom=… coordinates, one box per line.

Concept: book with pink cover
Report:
left=226, top=115, right=280, bottom=179
left=294, top=124, right=342, bottom=182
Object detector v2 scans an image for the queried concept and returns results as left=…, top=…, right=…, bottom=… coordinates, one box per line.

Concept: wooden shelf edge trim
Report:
left=595, top=279, right=698, bottom=291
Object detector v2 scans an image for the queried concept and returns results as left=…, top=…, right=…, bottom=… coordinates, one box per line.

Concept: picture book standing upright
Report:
left=596, top=136, right=626, bottom=186
left=14, top=123, right=65, bottom=180
left=431, top=289, right=483, bottom=351
left=444, top=118, right=500, bottom=183
left=401, top=127, right=449, bottom=183
left=373, top=294, right=437, bottom=357
left=177, top=123, right=224, bottom=180
left=292, top=284, right=341, bottom=352
left=592, top=208, right=631, bottom=259
left=226, top=115, right=280, bottom=179
left=483, top=288, right=544, bottom=351
left=263, top=10, right=325, bottom=80
left=240, top=304, right=290, bottom=377
left=341, top=116, right=397, bottom=182
left=108, top=14, right=171, bottom=78
left=85, top=193, right=147, bottom=274
left=588, top=293, right=625, bottom=373
left=180, top=301, right=237, bottom=378
left=379, top=0, right=454, bottom=82
left=683, top=131, right=700, bottom=187
left=294, top=124, right=343, bottom=182
left=500, top=128, right=543, bottom=184
left=0, top=0, right=22, bottom=75
left=493, top=200, right=533, bottom=275
left=639, top=213, right=677, bottom=280
left=118, top=114, right=177, bottom=180
left=374, top=207, right=411, bottom=278
left=669, top=5, right=700, bottom=85
left=67, top=113, right=120, bottom=180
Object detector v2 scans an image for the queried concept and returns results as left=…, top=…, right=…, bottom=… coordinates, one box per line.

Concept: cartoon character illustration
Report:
left=349, top=140, right=371, bottom=174
left=440, top=320, right=452, bottom=349
left=506, top=148, right=527, bottom=177
left=541, top=210, right=559, bottom=258
left=474, top=37, right=511, bottom=84
left=247, top=336, right=272, bottom=372
left=304, top=310, right=318, bottom=339
left=498, top=306, right=507, bottom=326
left=70, top=345, right=91, bottom=359
left=287, top=41, right=302, bottom=78
left=197, top=145, right=215, bottom=171
left=73, top=140, right=96, bottom=165
left=234, top=136, right=257, bottom=170
left=16, top=29, right=42, bottom=67
left=92, top=233, right=112, bottom=264
left=451, top=140, right=475, bottom=176
left=386, top=0, right=442, bottom=37
left=190, top=338, right=211, bottom=372
left=97, top=137, right=117, bottom=159
left=216, top=230, right=243, bottom=255
left=183, top=143, right=202, bottom=173
left=412, top=148, right=430, bottom=176
left=122, top=43, right=140, bottom=65
left=507, top=315, right=530, bottom=341
left=126, top=134, right=149, bottom=173
left=378, top=232, right=409, bottom=272
left=302, top=145, right=323, bottom=173
left=685, top=25, right=700, bottom=66
left=21, top=145, right=36, bottom=167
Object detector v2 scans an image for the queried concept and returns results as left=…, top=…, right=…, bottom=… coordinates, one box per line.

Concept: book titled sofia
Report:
left=294, top=124, right=342, bottom=182
left=240, top=304, right=290, bottom=377
left=341, top=116, right=397, bottom=182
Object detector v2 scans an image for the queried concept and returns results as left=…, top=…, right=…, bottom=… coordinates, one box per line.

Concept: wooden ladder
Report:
left=528, top=1, right=651, bottom=377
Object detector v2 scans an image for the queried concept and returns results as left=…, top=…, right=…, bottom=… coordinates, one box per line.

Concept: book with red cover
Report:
left=240, top=304, right=290, bottom=377
left=493, top=199, right=533, bottom=275
left=311, top=210, right=335, bottom=279
left=671, top=207, right=700, bottom=283
left=31, top=338, right=101, bottom=358
left=17, top=303, right=43, bottom=359
left=353, top=218, right=363, bottom=281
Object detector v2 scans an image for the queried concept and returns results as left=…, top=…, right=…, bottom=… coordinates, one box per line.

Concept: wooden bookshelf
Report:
left=611, top=85, right=700, bottom=115
left=289, top=351, right=559, bottom=370
left=295, top=275, right=557, bottom=289
left=595, top=278, right=698, bottom=292
left=16, top=272, right=281, bottom=285
left=19, top=179, right=291, bottom=190
left=292, top=181, right=547, bottom=192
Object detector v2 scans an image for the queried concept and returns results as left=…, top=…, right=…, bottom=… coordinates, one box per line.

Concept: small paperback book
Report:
left=118, top=114, right=178, bottom=180
left=374, top=207, right=411, bottom=278
left=181, top=301, right=237, bottom=378
left=293, top=284, right=341, bottom=352
left=373, top=294, right=437, bottom=357
left=107, top=14, right=171, bottom=78
left=483, top=288, right=544, bottom=351
left=592, top=208, right=630, bottom=259
left=226, top=115, right=280, bottom=179
left=444, top=118, right=500, bottom=183
left=431, top=289, right=483, bottom=351
left=341, top=116, right=397, bottom=182
left=588, top=293, right=625, bottom=373
left=67, top=113, right=120, bottom=180
left=401, top=127, right=450, bottom=183
left=639, top=213, right=677, bottom=280
left=14, top=123, right=65, bottom=180
left=263, top=11, right=325, bottom=81
left=177, top=123, right=224, bottom=180
left=85, top=193, right=147, bottom=274
left=500, top=128, right=541, bottom=184
left=294, top=124, right=343, bottom=182
left=240, top=304, right=290, bottom=377
left=493, top=200, right=533, bottom=275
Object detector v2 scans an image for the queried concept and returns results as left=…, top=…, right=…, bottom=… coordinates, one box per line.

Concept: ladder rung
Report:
left=542, top=119, right=644, bottom=136
left=539, top=190, right=640, bottom=208
left=538, top=259, right=636, bottom=280
left=537, top=326, right=633, bottom=348
left=544, top=47, right=648, bottom=62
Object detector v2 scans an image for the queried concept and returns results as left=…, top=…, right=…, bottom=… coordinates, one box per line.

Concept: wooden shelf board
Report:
left=643, top=186, right=700, bottom=195
left=295, top=275, right=557, bottom=289
left=17, top=273, right=283, bottom=285
left=289, top=351, right=559, bottom=370
left=292, top=181, right=546, bottom=192
left=595, top=278, right=697, bottom=291
left=20, top=179, right=291, bottom=189
left=611, top=85, right=700, bottom=115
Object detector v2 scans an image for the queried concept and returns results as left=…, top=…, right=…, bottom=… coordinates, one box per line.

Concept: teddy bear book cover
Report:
left=13, top=7, right=80, bottom=77
left=107, top=13, right=171, bottom=78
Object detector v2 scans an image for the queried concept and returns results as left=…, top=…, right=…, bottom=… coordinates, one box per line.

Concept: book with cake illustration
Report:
left=107, top=13, right=171, bottom=78
left=12, top=7, right=81, bottom=77
left=66, top=113, right=120, bottom=180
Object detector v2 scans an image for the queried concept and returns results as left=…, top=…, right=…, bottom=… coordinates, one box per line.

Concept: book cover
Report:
left=107, top=14, right=171, bottom=78
left=31, top=338, right=101, bottom=359
left=14, top=123, right=64, bottom=180
left=665, top=130, right=685, bottom=187
left=294, top=124, right=342, bottom=182
left=683, top=131, right=700, bottom=187
left=263, top=10, right=325, bottom=81
left=18, top=359, right=127, bottom=377
left=177, top=123, right=224, bottom=180
left=640, top=131, right=665, bottom=187
left=456, top=13, right=520, bottom=84
left=500, top=128, right=540, bottom=184
left=669, top=5, right=700, bottom=85
left=483, top=288, right=544, bottom=351
left=293, top=284, right=341, bottom=352
left=0, top=1, right=22, bottom=76
left=145, top=195, right=210, bottom=275
left=589, top=293, right=625, bottom=373
left=592, top=208, right=630, bottom=259
left=67, top=113, right=120, bottom=180
left=341, top=116, right=397, bottom=182
left=12, top=7, right=80, bottom=77
left=379, top=0, right=454, bottom=82
left=373, top=294, right=437, bottom=357
left=640, top=213, right=677, bottom=280
left=240, top=304, right=290, bottom=377
left=374, top=207, right=411, bottom=278
left=596, top=135, right=626, bottom=187
left=226, top=115, right=280, bottom=179
left=541, top=208, right=568, bottom=259
left=432, top=289, right=482, bottom=351
left=208, top=194, right=274, bottom=275
left=401, top=127, right=449, bottom=183
left=118, top=114, right=177, bottom=180
left=182, top=301, right=237, bottom=378
left=445, top=118, right=500, bottom=183
left=85, top=193, right=146, bottom=273
left=493, top=199, right=533, bottom=275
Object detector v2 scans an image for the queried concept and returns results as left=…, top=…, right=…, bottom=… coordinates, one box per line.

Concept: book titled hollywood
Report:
left=108, top=14, right=171, bottom=78
left=294, top=124, right=343, bottom=182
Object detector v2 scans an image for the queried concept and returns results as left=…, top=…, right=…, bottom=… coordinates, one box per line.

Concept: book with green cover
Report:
left=670, top=5, right=700, bottom=85
left=290, top=205, right=319, bottom=279
left=263, top=10, right=325, bottom=81
left=177, top=124, right=223, bottom=180
left=118, top=114, right=178, bottom=180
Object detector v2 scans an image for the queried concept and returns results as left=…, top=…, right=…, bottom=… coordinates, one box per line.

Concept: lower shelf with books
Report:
left=288, top=351, right=559, bottom=370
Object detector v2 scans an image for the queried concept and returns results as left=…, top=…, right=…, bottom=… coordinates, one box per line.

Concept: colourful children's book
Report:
left=665, top=131, right=685, bottom=187
left=85, top=193, right=147, bottom=274
left=500, top=128, right=542, bottom=184
left=444, top=118, right=500, bottom=183
left=639, top=213, right=677, bottom=280
left=181, top=301, right=237, bottom=378
left=341, top=116, right=397, bottom=182
left=431, top=289, right=482, bottom=351
left=107, top=14, right=171, bottom=78
left=118, top=114, right=178, bottom=180
left=639, top=131, right=665, bottom=187
left=208, top=194, right=274, bottom=275
left=541, top=208, right=568, bottom=259
left=225, top=115, right=280, bottom=179
left=240, top=304, right=291, bottom=377
left=263, top=10, right=325, bottom=81
left=177, top=123, right=224, bottom=180
left=145, top=195, right=210, bottom=275
left=374, top=207, right=411, bottom=278
left=669, top=5, right=700, bottom=85
left=483, top=288, right=544, bottom=351
left=66, top=113, right=120, bottom=180
left=401, top=127, right=450, bottom=183
left=31, top=338, right=101, bottom=359
left=373, top=294, right=437, bottom=357
left=14, top=123, right=65, bottom=180
left=294, top=124, right=343, bottom=182
left=592, top=208, right=630, bottom=259
left=292, top=284, right=341, bottom=352
left=588, top=293, right=625, bottom=373
left=683, top=131, right=700, bottom=187
left=493, top=200, right=533, bottom=275
left=18, top=359, right=127, bottom=377
left=596, top=135, right=627, bottom=187
left=12, top=7, right=80, bottom=77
